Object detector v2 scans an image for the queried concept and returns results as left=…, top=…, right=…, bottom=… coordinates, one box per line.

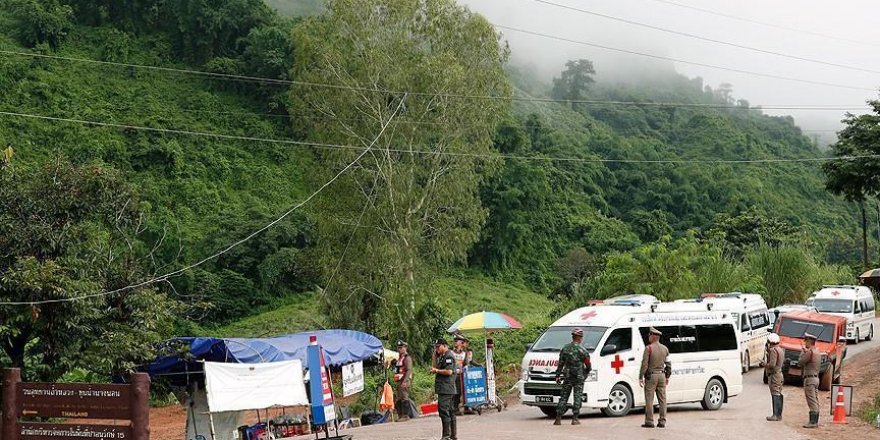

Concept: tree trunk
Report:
left=861, top=200, right=869, bottom=270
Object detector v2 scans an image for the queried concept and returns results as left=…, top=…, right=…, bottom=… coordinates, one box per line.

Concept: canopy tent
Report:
left=146, top=329, right=383, bottom=384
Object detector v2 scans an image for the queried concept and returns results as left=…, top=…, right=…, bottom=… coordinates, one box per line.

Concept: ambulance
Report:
left=676, top=293, right=772, bottom=373
left=519, top=301, right=743, bottom=417
left=810, top=285, right=876, bottom=343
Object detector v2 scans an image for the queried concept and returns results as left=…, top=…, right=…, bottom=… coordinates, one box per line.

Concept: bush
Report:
left=10, top=0, right=74, bottom=48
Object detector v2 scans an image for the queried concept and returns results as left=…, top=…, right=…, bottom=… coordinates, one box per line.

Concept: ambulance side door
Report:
left=598, top=327, right=638, bottom=404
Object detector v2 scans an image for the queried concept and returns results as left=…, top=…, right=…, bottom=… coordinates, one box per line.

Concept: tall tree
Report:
left=290, top=0, right=511, bottom=350
left=0, top=157, right=179, bottom=381
left=823, top=98, right=880, bottom=269
left=551, top=59, right=595, bottom=109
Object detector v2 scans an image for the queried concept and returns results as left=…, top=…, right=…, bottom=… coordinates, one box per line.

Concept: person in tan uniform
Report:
left=760, top=333, right=784, bottom=421
left=640, top=327, right=670, bottom=428
left=799, top=332, right=821, bottom=428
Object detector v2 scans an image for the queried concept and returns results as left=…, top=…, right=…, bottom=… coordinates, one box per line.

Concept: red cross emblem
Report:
left=831, top=291, right=840, bottom=296
left=611, top=354, right=624, bottom=374
left=580, top=310, right=598, bottom=321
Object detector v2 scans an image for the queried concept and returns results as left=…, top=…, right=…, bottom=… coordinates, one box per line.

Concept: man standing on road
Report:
left=452, top=334, right=467, bottom=415
left=431, top=338, right=460, bottom=440
left=799, top=333, right=821, bottom=429
left=640, top=327, right=670, bottom=429
left=394, top=341, right=415, bottom=421
left=761, top=333, right=784, bottom=421
left=553, top=328, right=591, bottom=426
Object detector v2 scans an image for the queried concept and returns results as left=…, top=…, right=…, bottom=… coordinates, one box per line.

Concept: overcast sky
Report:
left=461, top=0, right=880, bottom=141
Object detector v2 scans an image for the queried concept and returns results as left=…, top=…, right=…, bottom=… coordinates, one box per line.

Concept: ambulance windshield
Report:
left=530, top=326, right=606, bottom=352
left=813, top=299, right=853, bottom=314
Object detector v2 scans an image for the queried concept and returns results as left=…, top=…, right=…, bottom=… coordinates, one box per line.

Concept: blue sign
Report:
left=307, top=342, right=336, bottom=425
left=463, top=367, right=488, bottom=407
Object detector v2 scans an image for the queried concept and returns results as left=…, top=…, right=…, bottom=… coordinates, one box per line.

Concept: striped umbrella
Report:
left=447, top=311, right=523, bottom=333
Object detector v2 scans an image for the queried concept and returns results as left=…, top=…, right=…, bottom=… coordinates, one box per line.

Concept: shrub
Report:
left=10, top=0, right=74, bottom=48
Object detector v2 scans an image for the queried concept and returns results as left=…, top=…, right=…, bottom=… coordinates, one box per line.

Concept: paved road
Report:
left=337, top=318, right=879, bottom=440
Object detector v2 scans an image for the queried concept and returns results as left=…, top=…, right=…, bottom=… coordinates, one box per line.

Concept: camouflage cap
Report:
left=571, top=328, right=584, bottom=337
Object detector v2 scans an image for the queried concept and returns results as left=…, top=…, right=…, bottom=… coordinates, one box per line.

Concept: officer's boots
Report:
left=571, top=413, right=580, bottom=425
left=803, top=411, right=819, bottom=428
left=553, top=414, right=562, bottom=426
left=777, top=395, right=784, bottom=420
left=766, top=395, right=782, bottom=421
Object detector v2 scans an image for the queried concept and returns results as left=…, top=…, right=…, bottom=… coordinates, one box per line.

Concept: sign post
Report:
left=1, top=368, right=150, bottom=440
left=307, top=336, right=337, bottom=426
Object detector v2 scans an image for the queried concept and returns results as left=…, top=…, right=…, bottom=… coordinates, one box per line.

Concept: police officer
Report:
left=761, top=333, right=784, bottom=421
left=799, top=332, right=821, bottom=429
left=640, top=327, right=670, bottom=429
left=553, top=328, right=591, bottom=426
left=431, top=338, right=460, bottom=440
left=394, top=341, right=414, bottom=421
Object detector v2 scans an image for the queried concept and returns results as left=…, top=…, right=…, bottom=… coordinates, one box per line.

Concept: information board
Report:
left=463, top=367, right=488, bottom=407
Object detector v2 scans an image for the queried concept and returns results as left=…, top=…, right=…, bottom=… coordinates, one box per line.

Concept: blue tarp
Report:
left=145, top=329, right=383, bottom=380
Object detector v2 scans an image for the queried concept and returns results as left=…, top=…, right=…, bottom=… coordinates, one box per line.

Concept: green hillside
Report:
left=0, top=0, right=867, bottom=381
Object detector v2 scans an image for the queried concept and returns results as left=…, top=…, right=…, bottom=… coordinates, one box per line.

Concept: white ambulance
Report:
left=519, top=302, right=742, bottom=417
left=811, top=285, right=876, bottom=343
left=676, top=293, right=771, bottom=373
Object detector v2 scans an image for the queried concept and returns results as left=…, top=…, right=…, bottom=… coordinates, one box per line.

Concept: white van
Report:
left=519, top=302, right=742, bottom=418
left=677, top=293, right=771, bottom=373
left=811, top=285, right=876, bottom=343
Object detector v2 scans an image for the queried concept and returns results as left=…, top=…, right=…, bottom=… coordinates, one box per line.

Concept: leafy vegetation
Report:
left=0, top=0, right=871, bottom=386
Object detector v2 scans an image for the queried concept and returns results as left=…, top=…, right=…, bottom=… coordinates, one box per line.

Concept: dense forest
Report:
left=0, top=0, right=873, bottom=381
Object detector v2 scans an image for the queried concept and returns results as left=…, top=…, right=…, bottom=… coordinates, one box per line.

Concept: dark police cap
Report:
left=571, top=328, right=584, bottom=337
left=397, top=340, right=408, bottom=347
left=434, top=338, right=449, bottom=346
left=803, top=332, right=818, bottom=340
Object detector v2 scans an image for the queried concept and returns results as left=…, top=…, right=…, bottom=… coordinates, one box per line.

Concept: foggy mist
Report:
left=462, top=0, right=880, bottom=144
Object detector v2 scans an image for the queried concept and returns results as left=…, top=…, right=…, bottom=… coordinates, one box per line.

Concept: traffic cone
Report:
left=832, top=385, right=847, bottom=424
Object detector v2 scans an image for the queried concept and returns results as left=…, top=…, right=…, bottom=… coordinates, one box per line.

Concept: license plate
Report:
left=536, top=396, right=553, bottom=403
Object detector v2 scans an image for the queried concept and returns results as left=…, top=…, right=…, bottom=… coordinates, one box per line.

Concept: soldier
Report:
left=761, top=333, right=784, bottom=421
left=553, top=328, right=591, bottom=426
left=431, top=338, right=460, bottom=440
left=799, top=332, right=821, bottom=429
left=393, top=341, right=414, bottom=421
left=640, top=327, right=670, bottom=429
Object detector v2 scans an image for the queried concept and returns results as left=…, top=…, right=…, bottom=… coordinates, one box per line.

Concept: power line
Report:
left=0, top=97, right=408, bottom=306
left=495, top=24, right=878, bottom=92
left=529, top=0, right=880, bottom=74
left=645, top=0, right=880, bottom=48
left=0, top=109, right=872, bottom=165
left=2, top=49, right=875, bottom=107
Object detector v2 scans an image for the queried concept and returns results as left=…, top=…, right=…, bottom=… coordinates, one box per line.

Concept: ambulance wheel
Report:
left=700, top=378, right=724, bottom=411
left=601, top=383, right=633, bottom=417
left=539, top=406, right=558, bottom=418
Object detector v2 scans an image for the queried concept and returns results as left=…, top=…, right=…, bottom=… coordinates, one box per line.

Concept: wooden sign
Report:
left=2, top=369, right=150, bottom=440
left=17, top=383, right=131, bottom=419
left=19, top=423, right=132, bottom=440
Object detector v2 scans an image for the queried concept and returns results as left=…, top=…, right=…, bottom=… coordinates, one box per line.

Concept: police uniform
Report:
left=640, top=327, right=670, bottom=428
left=434, top=338, right=459, bottom=440
left=799, top=333, right=821, bottom=429
left=554, top=328, right=591, bottom=425
left=763, top=334, right=784, bottom=421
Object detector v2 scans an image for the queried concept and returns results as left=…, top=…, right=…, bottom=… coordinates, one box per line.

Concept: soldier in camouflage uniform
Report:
left=553, top=328, right=591, bottom=426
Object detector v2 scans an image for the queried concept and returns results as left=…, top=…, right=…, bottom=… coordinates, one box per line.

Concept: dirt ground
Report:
left=783, top=342, right=880, bottom=439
